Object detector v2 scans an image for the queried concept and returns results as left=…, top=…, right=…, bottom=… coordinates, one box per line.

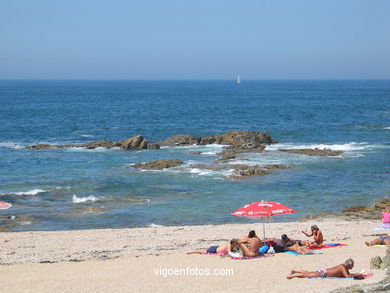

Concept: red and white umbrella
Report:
left=0, top=201, right=12, bottom=210
left=231, top=200, right=295, bottom=238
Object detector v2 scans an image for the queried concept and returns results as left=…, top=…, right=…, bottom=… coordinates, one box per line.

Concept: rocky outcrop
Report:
left=132, top=159, right=184, bottom=170
left=27, top=135, right=160, bottom=151
left=216, top=151, right=236, bottom=162
left=201, top=131, right=277, bottom=147
left=158, top=135, right=200, bottom=147
left=279, top=148, right=343, bottom=156
left=84, top=140, right=119, bottom=149
left=120, top=135, right=152, bottom=150
left=26, top=130, right=277, bottom=153
left=184, top=163, right=289, bottom=180
left=300, top=198, right=390, bottom=222
left=26, top=144, right=58, bottom=150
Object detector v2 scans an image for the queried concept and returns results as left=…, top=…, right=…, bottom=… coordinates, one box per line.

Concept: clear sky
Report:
left=0, top=0, right=389, bottom=79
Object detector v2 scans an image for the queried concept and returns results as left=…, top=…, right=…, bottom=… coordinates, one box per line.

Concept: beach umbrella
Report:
left=231, top=200, right=295, bottom=239
left=0, top=201, right=12, bottom=210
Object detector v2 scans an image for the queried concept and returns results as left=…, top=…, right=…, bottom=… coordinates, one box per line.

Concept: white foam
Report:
left=56, top=186, right=71, bottom=190
left=266, top=142, right=370, bottom=152
left=81, top=134, right=94, bottom=138
left=8, top=189, right=46, bottom=196
left=384, top=127, right=390, bottom=130
left=148, top=223, right=163, bottom=227
left=72, top=195, right=98, bottom=203
left=0, top=142, right=24, bottom=149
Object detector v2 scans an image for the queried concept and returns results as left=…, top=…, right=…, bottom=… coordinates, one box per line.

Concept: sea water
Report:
left=0, top=80, right=389, bottom=231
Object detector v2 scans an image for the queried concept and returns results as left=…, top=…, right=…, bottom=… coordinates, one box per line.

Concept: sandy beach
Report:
left=0, top=220, right=388, bottom=292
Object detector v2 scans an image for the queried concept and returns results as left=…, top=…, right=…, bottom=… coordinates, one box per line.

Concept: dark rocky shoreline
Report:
left=300, top=198, right=390, bottom=222
left=27, top=130, right=345, bottom=180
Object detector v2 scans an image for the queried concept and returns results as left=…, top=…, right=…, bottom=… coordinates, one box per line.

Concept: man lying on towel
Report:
left=187, top=239, right=240, bottom=255
left=287, top=258, right=364, bottom=279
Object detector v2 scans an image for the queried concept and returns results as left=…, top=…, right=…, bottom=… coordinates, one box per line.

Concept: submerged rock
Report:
left=279, top=148, right=343, bottom=156
left=132, top=159, right=184, bottom=170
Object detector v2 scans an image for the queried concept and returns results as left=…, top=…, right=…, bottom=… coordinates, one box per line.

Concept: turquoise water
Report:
left=0, top=80, right=389, bottom=231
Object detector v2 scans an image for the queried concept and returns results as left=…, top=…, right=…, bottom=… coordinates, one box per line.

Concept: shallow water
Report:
left=0, top=80, right=389, bottom=231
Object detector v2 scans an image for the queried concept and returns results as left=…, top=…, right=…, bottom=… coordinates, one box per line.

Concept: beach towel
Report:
left=309, top=273, right=373, bottom=280
left=283, top=250, right=323, bottom=256
left=309, top=243, right=347, bottom=250
left=374, top=226, right=390, bottom=231
left=230, top=254, right=275, bottom=260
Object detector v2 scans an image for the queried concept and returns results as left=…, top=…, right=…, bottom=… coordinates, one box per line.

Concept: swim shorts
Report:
left=206, top=246, right=219, bottom=253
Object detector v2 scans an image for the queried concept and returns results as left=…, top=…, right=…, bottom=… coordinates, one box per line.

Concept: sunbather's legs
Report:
left=187, top=250, right=206, bottom=254
left=287, top=271, right=320, bottom=279
left=365, top=238, right=383, bottom=246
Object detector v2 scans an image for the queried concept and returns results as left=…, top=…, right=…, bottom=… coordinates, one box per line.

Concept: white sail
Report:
left=237, top=75, right=240, bottom=84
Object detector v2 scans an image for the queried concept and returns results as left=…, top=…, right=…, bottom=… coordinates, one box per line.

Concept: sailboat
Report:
left=237, top=75, right=240, bottom=84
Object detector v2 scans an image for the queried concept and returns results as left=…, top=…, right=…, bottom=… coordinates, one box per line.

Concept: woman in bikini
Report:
left=302, top=225, right=324, bottom=247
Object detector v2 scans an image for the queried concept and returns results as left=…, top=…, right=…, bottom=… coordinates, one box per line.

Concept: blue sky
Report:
left=0, top=0, right=389, bottom=79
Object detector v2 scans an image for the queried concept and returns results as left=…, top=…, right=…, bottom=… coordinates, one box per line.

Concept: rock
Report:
left=199, top=137, right=216, bottom=145
left=158, top=135, right=200, bottom=147
left=26, top=144, right=57, bottom=150
left=189, top=151, right=202, bottom=155
left=216, top=151, right=236, bottom=162
left=381, top=248, right=390, bottom=269
left=264, top=164, right=291, bottom=170
left=147, top=143, right=160, bottom=149
left=132, top=159, right=184, bottom=170
left=228, top=166, right=271, bottom=180
left=279, top=148, right=343, bottom=156
left=371, top=256, right=383, bottom=269
left=84, top=140, right=116, bottom=149
left=374, top=199, right=390, bottom=210
left=202, top=131, right=276, bottom=149
left=298, top=212, right=340, bottom=222
left=120, top=135, right=148, bottom=150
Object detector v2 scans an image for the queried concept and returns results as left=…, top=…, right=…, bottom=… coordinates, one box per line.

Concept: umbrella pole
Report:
left=263, top=220, right=265, bottom=239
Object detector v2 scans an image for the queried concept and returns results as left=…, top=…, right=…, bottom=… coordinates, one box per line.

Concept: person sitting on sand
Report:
left=187, top=239, right=240, bottom=254
left=365, top=234, right=390, bottom=247
left=281, top=234, right=313, bottom=255
left=301, top=225, right=323, bottom=247
left=238, top=230, right=262, bottom=257
left=287, top=258, right=363, bottom=279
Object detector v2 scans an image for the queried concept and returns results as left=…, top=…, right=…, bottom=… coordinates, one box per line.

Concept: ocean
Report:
left=0, top=80, right=389, bottom=231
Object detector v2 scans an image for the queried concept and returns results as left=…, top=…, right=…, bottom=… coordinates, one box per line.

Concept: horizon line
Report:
left=1, top=78, right=390, bottom=81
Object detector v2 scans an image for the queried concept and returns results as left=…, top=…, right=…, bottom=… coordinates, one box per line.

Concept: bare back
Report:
left=314, top=230, right=323, bottom=244
left=247, top=237, right=262, bottom=254
left=326, top=264, right=349, bottom=278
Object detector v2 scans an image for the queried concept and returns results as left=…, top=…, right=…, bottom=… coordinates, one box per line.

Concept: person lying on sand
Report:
left=281, top=234, right=313, bottom=255
left=301, top=225, right=323, bottom=247
left=238, top=230, right=262, bottom=257
left=187, top=239, right=240, bottom=254
left=287, top=258, right=363, bottom=279
left=365, top=234, right=390, bottom=247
